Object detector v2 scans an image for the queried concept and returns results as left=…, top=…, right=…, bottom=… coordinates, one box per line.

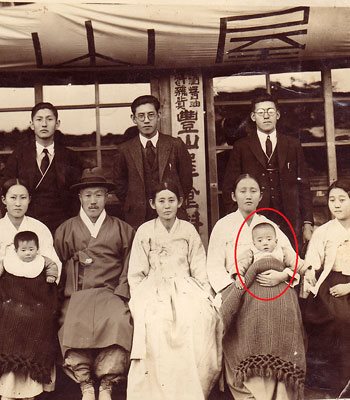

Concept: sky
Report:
left=0, top=83, right=150, bottom=134
left=0, top=69, right=349, bottom=134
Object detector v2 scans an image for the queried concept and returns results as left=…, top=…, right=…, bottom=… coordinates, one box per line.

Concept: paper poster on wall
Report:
left=170, top=72, right=208, bottom=246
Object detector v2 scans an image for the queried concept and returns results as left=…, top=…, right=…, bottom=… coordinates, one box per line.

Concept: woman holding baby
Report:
left=207, top=173, right=306, bottom=400
left=0, top=178, right=60, bottom=400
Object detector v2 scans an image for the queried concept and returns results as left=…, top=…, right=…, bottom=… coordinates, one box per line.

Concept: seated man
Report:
left=54, top=167, right=134, bottom=400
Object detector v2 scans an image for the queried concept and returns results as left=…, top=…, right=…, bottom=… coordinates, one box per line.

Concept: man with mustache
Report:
left=3, top=102, right=82, bottom=234
left=54, top=167, right=134, bottom=400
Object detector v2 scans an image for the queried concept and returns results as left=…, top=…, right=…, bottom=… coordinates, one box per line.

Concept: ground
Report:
left=36, top=370, right=342, bottom=400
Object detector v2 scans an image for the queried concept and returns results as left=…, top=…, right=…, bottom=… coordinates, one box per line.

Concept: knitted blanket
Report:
left=221, top=257, right=306, bottom=399
left=0, top=271, right=58, bottom=384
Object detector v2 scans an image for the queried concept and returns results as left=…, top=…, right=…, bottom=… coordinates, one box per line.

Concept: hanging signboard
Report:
left=170, top=72, right=208, bottom=246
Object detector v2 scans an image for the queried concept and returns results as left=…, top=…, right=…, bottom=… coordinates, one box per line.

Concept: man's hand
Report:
left=256, top=270, right=288, bottom=287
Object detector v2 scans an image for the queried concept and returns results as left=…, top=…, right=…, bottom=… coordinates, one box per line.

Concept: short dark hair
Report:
left=14, top=231, right=39, bottom=250
left=328, top=178, right=350, bottom=197
left=251, top=91, right=279, bottom=112
left=131, top=95, right=160, bottom=114
left=150, top=180, right=182, bottom=202
left=31, top=102, right=58, bottom=120
left=252, top=222, right=276, bottom=237
left=1, top=178, right=31, bottom=198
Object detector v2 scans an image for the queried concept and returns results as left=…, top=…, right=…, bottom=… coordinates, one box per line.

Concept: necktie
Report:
left=40, top=148, right=50, bottom=174
left=146, top=140, right=156, bottom=166
left=265, top=135, right=272, bottom=158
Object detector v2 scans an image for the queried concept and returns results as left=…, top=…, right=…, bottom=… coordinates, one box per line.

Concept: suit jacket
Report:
left=113, top=133, right=193, bottom=229
left=3, top=132, right=82, bottom=231
left=222, top=132, right=313, bottom=229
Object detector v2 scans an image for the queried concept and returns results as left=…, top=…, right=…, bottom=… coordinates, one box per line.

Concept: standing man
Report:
left=113, top=95, right=193, bottom=230
left=3, top=102, right=82, bottom=233
left=222, top=92, right=313, bottom=245
left=54, top=167, right=134, bottom=400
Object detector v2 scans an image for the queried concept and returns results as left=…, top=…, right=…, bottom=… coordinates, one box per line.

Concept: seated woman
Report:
left=0, top=178, right=61, bottom=400
left=303, top=178, right=350, bottom=396
left=207, top=173, right=306, bottom=400
left=127, top=180, right=222, bottom=400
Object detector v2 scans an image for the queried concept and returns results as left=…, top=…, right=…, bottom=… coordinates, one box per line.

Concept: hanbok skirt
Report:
left=127, top=275, right=222, bottom=400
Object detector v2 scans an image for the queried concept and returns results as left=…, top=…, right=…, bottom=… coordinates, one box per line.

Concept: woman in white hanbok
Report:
left=127, top=181, right=222, bottom=400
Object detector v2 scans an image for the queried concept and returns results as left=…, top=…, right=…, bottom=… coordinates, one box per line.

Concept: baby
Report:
left=0, top=230, right=58, bottom=283
left=233, top=222, right=298, bottom=289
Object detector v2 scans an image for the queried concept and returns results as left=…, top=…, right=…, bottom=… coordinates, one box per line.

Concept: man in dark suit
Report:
left=3, top=102, right=82, bottom=233
left=113, top=95, right=193, bottom=230
left=222, top=92, right=313, bottom=245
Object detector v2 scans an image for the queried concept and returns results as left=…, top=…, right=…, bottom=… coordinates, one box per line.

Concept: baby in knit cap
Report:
left=233, top=222, right=298, bottom=289
left=0, top=230, right=58, bottom=283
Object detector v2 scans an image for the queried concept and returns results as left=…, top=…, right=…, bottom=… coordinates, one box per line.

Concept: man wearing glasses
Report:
left=113, top=95, right=192, bottom=229
left=222, top=91, right=313, bottom=246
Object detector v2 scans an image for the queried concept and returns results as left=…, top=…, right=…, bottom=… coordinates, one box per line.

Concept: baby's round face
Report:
left=16, top=240, right=39, bottom=263
left=252, top=226, right=278, bottom=253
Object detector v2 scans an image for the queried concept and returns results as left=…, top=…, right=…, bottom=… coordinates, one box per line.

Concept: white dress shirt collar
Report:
left=139, top=132, right=159, bottom=148
left=79, top=207, right=107, bottom=238
left=257, top=129, right=277, bottom=157
left=36, top=142, right=55, bottom=158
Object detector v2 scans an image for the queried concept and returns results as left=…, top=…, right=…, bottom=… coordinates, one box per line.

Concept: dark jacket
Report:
left=222, top=132, right=313, bottom=229
left=113, top=133, right=193, bottom=229
left=3, top=132, right=82, bottom=232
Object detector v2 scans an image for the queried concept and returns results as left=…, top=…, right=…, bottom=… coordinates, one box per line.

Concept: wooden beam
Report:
left=85, top=20, right=96, bottom=67
left=147, top=29, right=155, bottom=66
left=31, top=32, right=43, bottom=67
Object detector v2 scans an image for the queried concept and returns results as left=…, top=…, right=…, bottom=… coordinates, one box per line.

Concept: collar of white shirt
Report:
left=36, top=142, right=55, bottom=159
left=257, top=129, right=277, bottom=156
left=139, top=131, right=159, bottom=148
left=79, top=207, right=107, bottom=238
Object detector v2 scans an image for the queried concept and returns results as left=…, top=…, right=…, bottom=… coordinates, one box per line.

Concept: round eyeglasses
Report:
left=134, top=112, right=158, bottom=122
left=254, top=108, right=277, bottom=117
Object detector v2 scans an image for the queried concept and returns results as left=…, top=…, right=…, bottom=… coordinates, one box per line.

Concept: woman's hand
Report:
left=304, top=268, right=317, bottom=286
left=256, top=270, right=288, bottom=287
left=329, top=283, right=350, bottom=297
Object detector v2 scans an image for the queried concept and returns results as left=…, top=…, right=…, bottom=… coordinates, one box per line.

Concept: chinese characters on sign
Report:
left=170, top=73, right=208, bottom=246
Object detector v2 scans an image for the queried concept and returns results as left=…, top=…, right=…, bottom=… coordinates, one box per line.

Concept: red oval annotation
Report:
left=233, top=207, right=299, bottom=302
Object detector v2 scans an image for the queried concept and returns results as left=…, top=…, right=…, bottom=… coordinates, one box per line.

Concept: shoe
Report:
left=80, top=381, right=96, bottom=400
left=98, top=379, right=112, bottom=400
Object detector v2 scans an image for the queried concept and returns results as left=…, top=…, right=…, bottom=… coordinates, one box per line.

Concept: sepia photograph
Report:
left=0, top=1, right=349, bottom=399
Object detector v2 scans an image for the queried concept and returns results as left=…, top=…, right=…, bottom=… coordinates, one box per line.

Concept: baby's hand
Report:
left=234, top=275, right=245, bottom=290
left=46, top=276, right=56, bottom=284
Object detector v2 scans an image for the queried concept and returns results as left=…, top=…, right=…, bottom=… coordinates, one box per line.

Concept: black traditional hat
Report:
left=70, top=167, right=116, bottom=191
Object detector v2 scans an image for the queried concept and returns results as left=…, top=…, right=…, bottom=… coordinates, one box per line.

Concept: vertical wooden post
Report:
left=204, top=76, right=219, bottom=231
left=95, top=81, right=102, bottom=167
left=265, top=73, right=271, bottom=93
left=150, top=76, right=172, bottom=135
left=34, top=84, right=43, bottom=104
left=322, top=68, right=337, bottom=184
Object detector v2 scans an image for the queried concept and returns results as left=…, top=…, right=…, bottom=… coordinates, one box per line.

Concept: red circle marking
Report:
left=233, top=207, right=299, bottom=302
